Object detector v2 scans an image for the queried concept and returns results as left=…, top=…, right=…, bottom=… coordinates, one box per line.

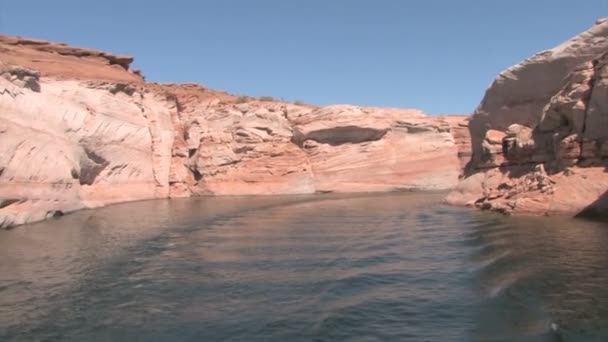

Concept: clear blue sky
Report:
left=1, top=1, right=606, bottom=114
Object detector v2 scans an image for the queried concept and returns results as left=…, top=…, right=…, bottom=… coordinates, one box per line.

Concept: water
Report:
left=0, top=192, right=607, bottom=341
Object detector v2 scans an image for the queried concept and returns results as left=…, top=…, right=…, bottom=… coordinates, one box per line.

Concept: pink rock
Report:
left=448, top=17, right=608, bottom=217
left=0, top=34, right=470, bottom=228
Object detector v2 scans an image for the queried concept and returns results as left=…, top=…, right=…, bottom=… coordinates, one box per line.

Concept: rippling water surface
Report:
left=1, top=192, right=608, bottom=341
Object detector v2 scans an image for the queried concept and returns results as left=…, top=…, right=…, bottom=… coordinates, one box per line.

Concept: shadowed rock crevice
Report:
left=579, top=59, right=599, bottom=136
left=109, top=83, right=136, bottom=96
left=0, top=198, right=19, bottom=209
left=78, top=148, right=110, bottom=185
left=292, top=126, right=388, bottom=146
left=0, top=66, right=40, bottom=92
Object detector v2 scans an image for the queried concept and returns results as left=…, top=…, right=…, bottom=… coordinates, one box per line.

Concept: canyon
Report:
left=0, top=35, right=468, bottom=228
left=1, top=17, right=607, bottom=228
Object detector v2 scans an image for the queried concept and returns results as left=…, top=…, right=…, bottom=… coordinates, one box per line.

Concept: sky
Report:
left=0, top=1, right=606, bottom=114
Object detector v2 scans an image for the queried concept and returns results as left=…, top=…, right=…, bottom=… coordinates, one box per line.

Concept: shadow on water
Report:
left=576, top=190, right=608, bottom=222
left=467, top=212, right=608, bottom=342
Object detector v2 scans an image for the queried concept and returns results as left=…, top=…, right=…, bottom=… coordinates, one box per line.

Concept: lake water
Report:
left=1, top=192, right=607, bottom=341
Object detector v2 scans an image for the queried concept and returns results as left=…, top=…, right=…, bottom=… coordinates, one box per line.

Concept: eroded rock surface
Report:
left=0, top=35, right=468, bottom=228
left=448, top=18, right=608, bottom=217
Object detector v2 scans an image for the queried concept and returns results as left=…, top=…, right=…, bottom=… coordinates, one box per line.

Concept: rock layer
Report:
left=0, top=35, right=468, bottom=228
left=448, top=18, right=608, bottom=217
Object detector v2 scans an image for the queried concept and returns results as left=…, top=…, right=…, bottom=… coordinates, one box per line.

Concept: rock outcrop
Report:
left=0, top=36, right=143, bottom=83
left=447, top=18, right=608, bottom=217
left=0, top=35, right=468, bottom=228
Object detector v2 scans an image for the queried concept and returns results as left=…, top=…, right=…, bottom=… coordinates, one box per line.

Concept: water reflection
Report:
left=0, top=193, right=606, bottom=341
left=468, top=214, right=608, bottom=341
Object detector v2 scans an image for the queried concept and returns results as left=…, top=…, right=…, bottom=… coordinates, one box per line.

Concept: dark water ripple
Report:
left=0, top=192, right=607, bottom=341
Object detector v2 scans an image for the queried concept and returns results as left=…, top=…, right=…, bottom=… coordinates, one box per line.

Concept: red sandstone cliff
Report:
left=0, top=35, right=469, bottom=228
left=447, top=18, right=608, bottom=218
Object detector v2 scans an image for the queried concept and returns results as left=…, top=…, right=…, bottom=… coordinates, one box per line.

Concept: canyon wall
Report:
left=0, top=35, right=469, bottom=228
left=447, top=18, right=608, bottom=217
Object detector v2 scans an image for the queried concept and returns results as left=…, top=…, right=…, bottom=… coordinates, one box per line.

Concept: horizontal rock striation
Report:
left=447, top=18, right=608, bottom=217
left=0, top=35, right=468, bottom=228
left=0, top=35, right=143, bottom=83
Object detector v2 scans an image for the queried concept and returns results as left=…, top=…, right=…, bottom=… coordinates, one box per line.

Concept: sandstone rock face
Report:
left=289, top=105, right=463, bottom=192
left=164, top=90, right=465, bottom=196
left=0, top=68, right=175, bottom=228
left=0, top=35, right=468, bottom=228
left=468, top=17, right=608, bottom=164
left=448, top=18, right=608, bottom=217
left=443, top=116, right=472, bottom=175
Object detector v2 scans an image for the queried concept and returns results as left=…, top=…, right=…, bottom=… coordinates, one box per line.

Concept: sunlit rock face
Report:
left=448, top=18, right=608, bottom=217
left=0, top=35, right=468, bottom=228
left=289, top=105, right=466, bottom=193
left=159, top=88, right=467, bottom=196
left=0, top=69, right=175, bottom=228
